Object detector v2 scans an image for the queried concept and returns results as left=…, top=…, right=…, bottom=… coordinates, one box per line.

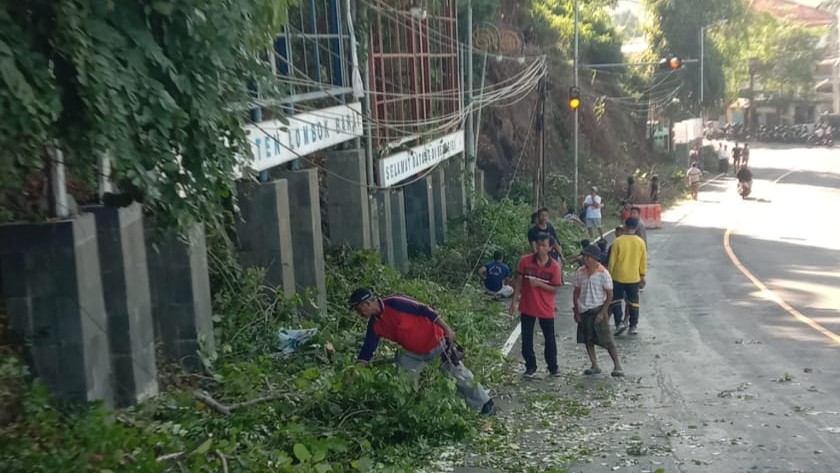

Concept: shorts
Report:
left=576, top=305, right=615, bottom=349
left=585, top=218, right=601, bottom=228
left=690, top=182, right=699, bottom=192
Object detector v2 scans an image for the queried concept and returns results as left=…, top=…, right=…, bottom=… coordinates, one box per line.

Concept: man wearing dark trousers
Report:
left=509, top=233, right=563, bottom=378
left=607, top=217, right=647, bottom=336
left=351, top=288, right=497, bottom=415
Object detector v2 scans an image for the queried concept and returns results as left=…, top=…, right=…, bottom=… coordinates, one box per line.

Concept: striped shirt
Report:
left=574, top=264, right=613, bottom=311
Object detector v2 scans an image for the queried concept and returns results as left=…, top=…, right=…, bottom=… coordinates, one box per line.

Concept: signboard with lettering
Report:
left=244, top=102, right=363, bottom=172
left=378, top=131, right=465, bottom=187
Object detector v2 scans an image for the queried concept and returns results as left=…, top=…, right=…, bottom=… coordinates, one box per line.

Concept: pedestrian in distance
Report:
left=574, top=245, right=624, bottom=377
left=649, top=175, right=659, bottom=203
left=608, top=217, right=647, bottom=336
left=479, top=251, right=514, bottom=299
left=583, top=186, right=605, bottom=241
left=742, top=142, right=750, bottom=167
left=510, top=232, right=563, bottom=378
left=718, top=143, right=729, bottom=174
left=687, top=162, right=703, bottom=201
left=629, top=206, right=647, bottom=247
left=625, top=176, right=635, bottom=203
left=528, top=207, right=566, bottom=263
left=732, top=142, right=743, bottom=174
left=620, top=200, right=632, bottom=223
left=350, top=288, right=497, bottom=415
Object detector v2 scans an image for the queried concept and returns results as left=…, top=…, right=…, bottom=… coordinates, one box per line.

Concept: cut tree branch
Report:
left=193, top=390, right=293, bottom=415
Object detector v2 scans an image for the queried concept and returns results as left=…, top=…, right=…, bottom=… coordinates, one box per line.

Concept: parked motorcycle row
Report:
left=705, top=123, right=834, bottom=147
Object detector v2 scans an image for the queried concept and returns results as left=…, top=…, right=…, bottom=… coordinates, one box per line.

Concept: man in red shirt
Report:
left=350, top=288, right=496, bottom=415
left=509, top=232, right=564, bottom=378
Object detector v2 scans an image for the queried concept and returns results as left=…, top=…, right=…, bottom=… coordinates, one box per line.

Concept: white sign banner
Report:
left=244, top=102, right=363, bottom=172
left=378, top=131, right=465, bottom=187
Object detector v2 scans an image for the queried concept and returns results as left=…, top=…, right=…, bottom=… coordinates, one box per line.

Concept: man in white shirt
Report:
left=574, top=245, right=623, bottom=377
left=718, top=143, right=728, bottom=174
left=687, top=162, right=703, bottom=200
left=583, top=186, right=604, bottom=240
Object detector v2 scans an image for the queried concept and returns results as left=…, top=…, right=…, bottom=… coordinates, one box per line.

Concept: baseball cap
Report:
left=581, top=244, right=601, bottom=260
left=349, top=288, right=375, bottom=309
left=624, top=217, right=639, bottom=229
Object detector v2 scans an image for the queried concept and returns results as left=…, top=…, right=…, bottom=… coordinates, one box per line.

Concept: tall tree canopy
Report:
left=0, top=0, right=291, bottom=228
left=711, top=11, right=821, bottom=103
left=643, top=0, right=746, bottom=111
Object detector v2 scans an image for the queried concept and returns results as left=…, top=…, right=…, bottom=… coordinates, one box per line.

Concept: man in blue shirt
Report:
left=479, top=251, right=513, bottom=298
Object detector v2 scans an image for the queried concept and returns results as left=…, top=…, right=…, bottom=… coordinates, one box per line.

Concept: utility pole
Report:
left=534, top=77, right=546, bottom=207
left=465, top=1, right=475, bottom=211
left=539, top=77, right=546, bottom=207
left=573, top=0, right=580, bottom=206
left=700, top=26, right=704, bottom=117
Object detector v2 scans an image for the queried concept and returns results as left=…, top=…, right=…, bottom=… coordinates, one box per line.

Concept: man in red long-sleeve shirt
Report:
left=350, top=288, right=496, bottom=415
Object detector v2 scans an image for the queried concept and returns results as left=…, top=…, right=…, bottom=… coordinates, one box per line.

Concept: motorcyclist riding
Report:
left=736, top=164, right=753, bottom=199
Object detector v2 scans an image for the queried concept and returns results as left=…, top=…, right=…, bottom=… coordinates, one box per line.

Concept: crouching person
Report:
left=350, top=288, right=497, bottom=415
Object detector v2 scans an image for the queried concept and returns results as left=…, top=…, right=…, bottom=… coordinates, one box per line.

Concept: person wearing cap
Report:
left=574, top=245, right=623, bottom=377
left=479, top=250, right=514, bottom=299
left=687, top=161, right=703, bottom=200
left=607, top=217, right=647, bottom=336
left=509, top=232, right=563, bottom=378
left=583, top=186, right=604, bottom=240
left=349, top=288, right=496, bottom=415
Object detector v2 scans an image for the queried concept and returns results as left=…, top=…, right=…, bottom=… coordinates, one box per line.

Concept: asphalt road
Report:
left=566, top=143, right=840, bottom=473
left=448, top=143, right=840, bottom=473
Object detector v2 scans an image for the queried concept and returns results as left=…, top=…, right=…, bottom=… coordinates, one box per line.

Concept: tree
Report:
left=643, top=0, right=746, bottom=111
left=0, top=0, right=291, bottom=228
left=711, top=11, right=821, bottom=103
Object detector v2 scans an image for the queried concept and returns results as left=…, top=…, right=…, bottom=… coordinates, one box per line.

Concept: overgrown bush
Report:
left=0, top=222, right=516, bottom=472
left=410, top=197, right=582, bottom=288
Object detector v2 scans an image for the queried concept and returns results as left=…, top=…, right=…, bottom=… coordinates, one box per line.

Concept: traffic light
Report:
left=568, top=86, right=581, bottom=110
left=658, top=56, right=683, bottom=70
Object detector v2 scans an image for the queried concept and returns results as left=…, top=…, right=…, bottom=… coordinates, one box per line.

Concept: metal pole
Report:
left=465, top=1, right=475, bottom=210
left=700, top=27, right=704, bottom=116
left=50, top=148, right=69, bottom=218
left=573, top=0, right=579, bottom=207
left=359, top=1, right=375, bottom=188
left=473, top=51, right=488, bottom=154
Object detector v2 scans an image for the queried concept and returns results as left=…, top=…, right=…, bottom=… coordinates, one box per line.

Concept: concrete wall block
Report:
left=146, top=222, right=214, bottom=373
left=374, top=191, right=394, bottom=266
left=389, top=190, right=409, bottom=273
left=0, top=215, right=113, bottom=406
left=445, top=156, right=467, bottom=219
left=432, top=168, right=447, bottom=245
left=325, top=149, right=372, bottom=249
left=403, top=176, right=436, bottom=256
left=237, top=180, right=296, bottom=295
left=282, top=169, right=327, bottom=314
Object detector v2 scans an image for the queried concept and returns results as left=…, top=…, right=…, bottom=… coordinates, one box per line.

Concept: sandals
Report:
left=611, top=369, right=624, bottom=378
left=583, top=367, right=602, bottom=375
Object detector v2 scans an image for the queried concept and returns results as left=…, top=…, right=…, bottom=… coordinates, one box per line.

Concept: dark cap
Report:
left=624, top=217, right=640, bottom=229
left=349, top=288, right=375, bottom=308
left=581, top=244, right=601, bottom=260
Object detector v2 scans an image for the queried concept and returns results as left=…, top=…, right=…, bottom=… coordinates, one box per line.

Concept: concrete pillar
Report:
left=445, top=155, right=467, bottom=219
left=374, top=191, right=394, bottom=266
left=281, top=169, right=327, bottom=314
left=432, top=168, right=448, bottom=245
left=237, top=180, right=295, bottom=296
left=390, top=190, right=410, bottom=273
left=146, top=223, right=214, bottom=372
left=86, top=204, right=158, bottom=406
left=403, top=176, right=436, bottom=256
left=0, top=215, right=113, bottom=406
left=326, top=149, right=371, bottom=249
left=475, top=169, right=486, bottom=198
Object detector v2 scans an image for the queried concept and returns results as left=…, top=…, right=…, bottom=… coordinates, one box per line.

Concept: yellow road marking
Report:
left=724, top=228, right=840, bottom=346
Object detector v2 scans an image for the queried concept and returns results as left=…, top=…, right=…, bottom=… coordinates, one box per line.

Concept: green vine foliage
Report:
left=0, top=0, right=292, bottom=228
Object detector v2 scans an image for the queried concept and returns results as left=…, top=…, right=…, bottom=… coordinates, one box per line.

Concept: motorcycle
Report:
left=737, top=180, right=752, bottom=199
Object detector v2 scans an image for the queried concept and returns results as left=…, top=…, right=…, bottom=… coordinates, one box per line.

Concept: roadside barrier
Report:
left=637, top=204, right=662, bottom=229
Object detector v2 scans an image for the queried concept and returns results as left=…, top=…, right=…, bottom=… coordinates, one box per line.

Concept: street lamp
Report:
left=700, top=19, right=728, bottom=116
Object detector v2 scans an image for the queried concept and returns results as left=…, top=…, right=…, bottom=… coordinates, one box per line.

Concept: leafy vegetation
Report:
left=0, top=0, right=292, bottom=229
left=0, top=197, right=547, bottom=472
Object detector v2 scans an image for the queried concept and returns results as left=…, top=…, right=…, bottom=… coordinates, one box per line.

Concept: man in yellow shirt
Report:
left=607, top=217, right=647, bottom=335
